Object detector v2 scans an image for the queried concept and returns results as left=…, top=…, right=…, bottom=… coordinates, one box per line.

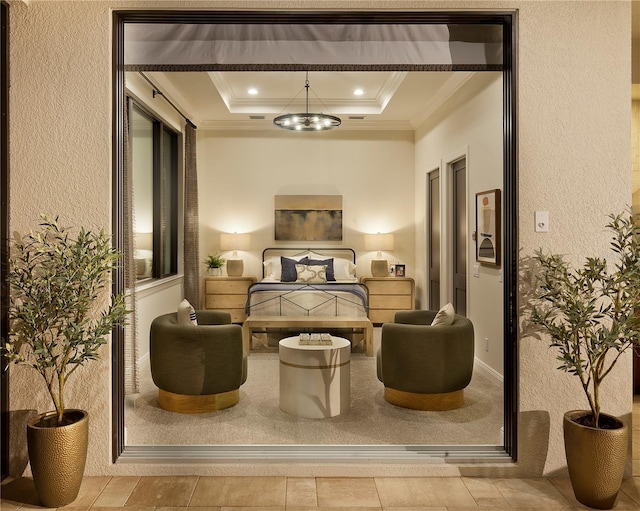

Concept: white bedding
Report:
left=247, top=281, right=368, bottom=318
left=248, top=250, right=367, bottom=317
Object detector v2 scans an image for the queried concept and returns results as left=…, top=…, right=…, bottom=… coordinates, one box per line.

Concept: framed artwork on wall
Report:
left=274, top=195, right=343, bottom=241
left=475, top=189, right=501, bottom=267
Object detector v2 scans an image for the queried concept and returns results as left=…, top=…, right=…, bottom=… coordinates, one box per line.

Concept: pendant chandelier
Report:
left=273, top=72, right=341, bottom=131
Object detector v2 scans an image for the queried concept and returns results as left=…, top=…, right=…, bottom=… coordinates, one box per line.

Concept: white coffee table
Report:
left=279, top=336, right=350, bottom=419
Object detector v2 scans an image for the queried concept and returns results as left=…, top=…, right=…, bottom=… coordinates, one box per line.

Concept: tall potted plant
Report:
left=530, top=211, right=640, bottom=510
left=3, top=216, right=129, bottom=508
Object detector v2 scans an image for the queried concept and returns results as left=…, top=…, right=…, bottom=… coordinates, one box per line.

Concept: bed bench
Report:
left=242, top=315, right=374, bottom=356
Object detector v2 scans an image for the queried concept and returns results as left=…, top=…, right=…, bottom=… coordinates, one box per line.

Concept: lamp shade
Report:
left=134, top=232, right=153, bottom=251
left=220, top=233, right=250, bottom=252
left=220, top=233, right=250, bottom=277
left=364, top=233, right=394, bottom=252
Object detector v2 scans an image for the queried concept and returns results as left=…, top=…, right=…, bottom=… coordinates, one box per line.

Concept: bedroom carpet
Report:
left=125, top=331, right=503, bottom=447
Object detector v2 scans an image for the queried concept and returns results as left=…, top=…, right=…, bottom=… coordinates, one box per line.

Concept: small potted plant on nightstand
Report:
left=205, top=253, right=225, bottom=276
left=530, top=210, right=640, bottom=510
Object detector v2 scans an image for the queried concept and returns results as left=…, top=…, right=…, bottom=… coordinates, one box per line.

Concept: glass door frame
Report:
left=111, top=9, right=518, bottom=464
left=1, top=0, right=10, bottom=481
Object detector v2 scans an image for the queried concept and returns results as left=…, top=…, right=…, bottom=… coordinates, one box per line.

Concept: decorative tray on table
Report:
left=298, top=333, right=333, bottom=345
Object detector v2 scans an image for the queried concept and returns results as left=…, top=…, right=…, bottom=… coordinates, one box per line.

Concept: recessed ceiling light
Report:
left=248, top=88, right=258, bottom=95
left=353, top=88, right=364, bottom=96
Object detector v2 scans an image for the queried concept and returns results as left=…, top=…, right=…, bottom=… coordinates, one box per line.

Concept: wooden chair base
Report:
left=384, top=387, right=464, bottom=411
left=158, top=388, right=240, bottom=414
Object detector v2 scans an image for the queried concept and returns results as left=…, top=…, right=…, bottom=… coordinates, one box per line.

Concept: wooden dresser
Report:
left=360, top=277, right=415, bottom=324
left=201, top=276, right=256, bottom=323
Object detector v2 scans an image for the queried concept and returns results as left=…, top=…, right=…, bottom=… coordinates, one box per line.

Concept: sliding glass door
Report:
left=112, top=10, right=517, bottom=463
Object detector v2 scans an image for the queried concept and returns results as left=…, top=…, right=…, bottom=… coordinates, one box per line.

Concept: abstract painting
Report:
left=275, top=195, right=343, bottom=241
left=475, top=189, right=501, bottom=266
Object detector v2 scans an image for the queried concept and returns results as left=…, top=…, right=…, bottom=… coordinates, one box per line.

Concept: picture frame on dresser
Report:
left=394, top=264, right=405, bottom=277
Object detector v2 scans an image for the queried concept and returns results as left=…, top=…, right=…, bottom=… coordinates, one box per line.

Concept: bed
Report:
left=242, top=248, right=374, bottom=356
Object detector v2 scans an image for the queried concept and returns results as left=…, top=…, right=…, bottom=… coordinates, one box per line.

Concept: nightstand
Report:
left=360, top=277, right=415, bottom=324
left=201, top=276, right=257, bottom=323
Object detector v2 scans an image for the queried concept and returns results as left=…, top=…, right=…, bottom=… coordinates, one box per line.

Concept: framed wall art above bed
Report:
left=274, top=195, right=343, bottom=241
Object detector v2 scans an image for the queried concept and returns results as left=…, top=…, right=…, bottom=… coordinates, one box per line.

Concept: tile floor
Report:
left=2, top=399, right=640, bottom=510
left=2, top=474, right=640, bottom=510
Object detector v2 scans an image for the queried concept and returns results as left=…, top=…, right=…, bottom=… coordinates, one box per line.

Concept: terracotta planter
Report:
left=563, top=410, right=628, bottom=510
left=27, top=409, right=89, bottom=508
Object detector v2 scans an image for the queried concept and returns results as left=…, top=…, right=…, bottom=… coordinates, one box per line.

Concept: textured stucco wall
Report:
left=8, top=0, right=632, bottom=477
left=516, top=0, right=632, bottom=476
left=8, top=0, right=115, bottom=476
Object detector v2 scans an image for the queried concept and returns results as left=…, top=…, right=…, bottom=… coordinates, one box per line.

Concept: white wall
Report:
left=197, top=129, right=416, bottom=281
left=414, top=73, right=504, bottom=375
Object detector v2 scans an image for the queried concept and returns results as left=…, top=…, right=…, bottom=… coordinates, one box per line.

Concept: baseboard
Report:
left=473, top=357, right=503, bottom=384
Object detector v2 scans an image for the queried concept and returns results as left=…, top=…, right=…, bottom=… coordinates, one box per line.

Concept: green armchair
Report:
left=377, top=309, right=474, bottom=410
left=150, top=310, right=247, bottom=413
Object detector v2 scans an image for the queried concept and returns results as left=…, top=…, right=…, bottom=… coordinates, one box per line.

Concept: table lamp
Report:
left=220, top=232, right=250, bottom=276
left=364, top=232, right=394, bottom=277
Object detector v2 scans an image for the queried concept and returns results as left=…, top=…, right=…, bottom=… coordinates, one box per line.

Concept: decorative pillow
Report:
left=333, top=257, right=357, bottom=281
left=263, top=257, right=280, bottom=280
left=430, top=302, right=455, bottom=326
left=295, top=264, right=328, bottom=283
left=307, top=258, right=336, bottom=281
left=281, top=256, right=309, bottom=282
left=263, top=254, right=308, bottom=280
left=177, top=299, right=198, bottom=326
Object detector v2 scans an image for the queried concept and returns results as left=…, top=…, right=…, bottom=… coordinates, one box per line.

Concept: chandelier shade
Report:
left=273, top=72, right=341, bottom=132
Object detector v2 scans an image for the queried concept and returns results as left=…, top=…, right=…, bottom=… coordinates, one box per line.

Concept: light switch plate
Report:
left=535, top=211, right=549, bottom=232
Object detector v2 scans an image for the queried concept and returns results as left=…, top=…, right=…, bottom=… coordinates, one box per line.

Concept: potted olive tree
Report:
left=204, top=252, right=225, bottom=276
left=530, top=210, right=640, bottom=510
left=3, top=216, right=129, bottom=508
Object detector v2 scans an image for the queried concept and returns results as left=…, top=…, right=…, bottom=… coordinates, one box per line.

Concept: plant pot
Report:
left=27, top=409, right=89, bottom=508
left=563, top=410, right=628, bottom=510
left=208, top=267, right=221, bottom=276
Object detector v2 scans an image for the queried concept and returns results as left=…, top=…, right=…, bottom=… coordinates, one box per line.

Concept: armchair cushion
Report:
left=177, top=299, right=198, bottom=326
left=430, top=302, right=455, bottom=326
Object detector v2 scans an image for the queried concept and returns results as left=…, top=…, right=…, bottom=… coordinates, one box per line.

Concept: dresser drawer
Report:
left=361, top=277, right=415, bottom=325
left=204, top=295, right=247, bottom=309
left=205, top=279, right=253, bottom=295
left=201, top=276, right=256, bottom=322
left=228, top=309, right=247, bottom=323
left=369, top=309, right=398, bottom=324
left=365, top=279, right=412, bottom=295
left=369, top=295, right=413, bottom=310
